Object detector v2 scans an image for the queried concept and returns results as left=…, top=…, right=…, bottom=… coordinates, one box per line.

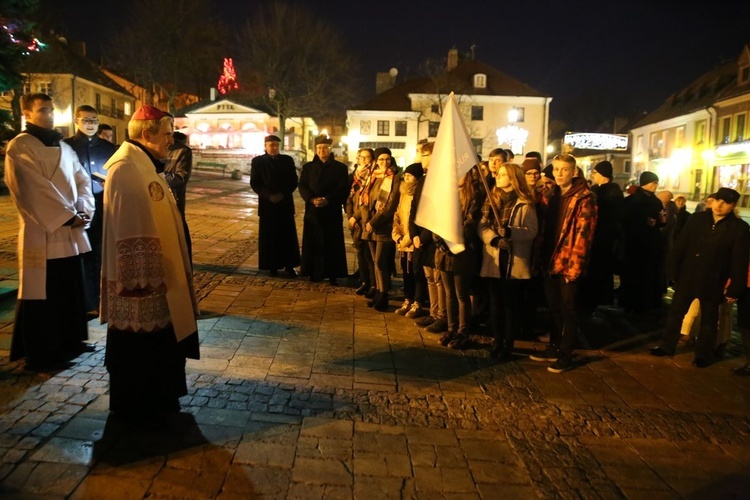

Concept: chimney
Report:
left=210, top=87, right=217, bottom=101
left=447, top=48, right=459, bottom=71
left=375, top=68, right=397, bottom=95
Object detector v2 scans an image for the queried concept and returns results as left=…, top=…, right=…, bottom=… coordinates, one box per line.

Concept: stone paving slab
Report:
left=1, top=173, right=750, bottom=498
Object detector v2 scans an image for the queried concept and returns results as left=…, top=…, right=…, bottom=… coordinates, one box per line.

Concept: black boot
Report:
left=355, top=282, right=370, bottom=295
left=373, top=292, right=390, bottom=312
left=367, top=291, right=381, bottom=308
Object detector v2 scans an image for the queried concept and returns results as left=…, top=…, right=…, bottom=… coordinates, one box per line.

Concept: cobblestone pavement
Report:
left=1, top=171, right=750, bottom=499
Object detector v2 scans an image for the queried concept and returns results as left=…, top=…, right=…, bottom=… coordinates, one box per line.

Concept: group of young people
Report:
left=344, top=143, right=596, bottom=373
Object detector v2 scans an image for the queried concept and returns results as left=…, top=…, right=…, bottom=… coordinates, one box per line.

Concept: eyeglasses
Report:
left=79, top=118, right=99, bottom=125
left=377, top=158, right=391, bottom=163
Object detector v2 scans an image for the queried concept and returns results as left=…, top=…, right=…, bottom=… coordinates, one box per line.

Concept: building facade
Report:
left=630, top=46, right=749, bottom=202
left=346, top=49, right=551, bottom=167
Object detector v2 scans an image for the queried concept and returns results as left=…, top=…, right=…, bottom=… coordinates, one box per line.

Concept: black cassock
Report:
left=298, top=155, right=350, bottom=280
left=250, top=153, right=301, bottom=271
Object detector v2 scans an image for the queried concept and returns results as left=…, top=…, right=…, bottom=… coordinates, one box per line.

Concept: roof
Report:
left=352, top=58, right=547, bottom=111
left=630, top=59, right=737, bottom=129
left=174, top=96, right=275, bottom=117
left=715, top=44, right=750, bottom=102
left=22, top=40, right=133, bottom=96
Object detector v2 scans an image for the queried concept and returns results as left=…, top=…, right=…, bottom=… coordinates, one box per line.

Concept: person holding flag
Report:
left=415, top=93, right=484, bottom=347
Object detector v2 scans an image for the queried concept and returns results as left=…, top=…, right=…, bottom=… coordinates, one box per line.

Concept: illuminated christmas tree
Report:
left=217, top=57, right=239, bottom=95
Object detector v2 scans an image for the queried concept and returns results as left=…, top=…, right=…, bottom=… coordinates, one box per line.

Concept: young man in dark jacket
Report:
left=64, top=105, right=117, bottom=318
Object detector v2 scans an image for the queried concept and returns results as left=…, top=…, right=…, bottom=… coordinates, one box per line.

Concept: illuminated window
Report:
left=124, top=102, right=131, bottom=116
left=38, top=81, right=52, bottom=95
left=360, top=120, right=371, bottom=135
left=695, top=122, right=706, bottom=145
left=675, top=127, right=684, bottom=148
left=377, top=120, right=389, bottom=136
left=471, top=106, right=483, bottom=121
left=473, top=74, right=486, bottom=89
left=736, top=114, right=746, bottom=142
left=721, top=117, right=731, bottom=144
left=395, top=120, right=407, bottom=136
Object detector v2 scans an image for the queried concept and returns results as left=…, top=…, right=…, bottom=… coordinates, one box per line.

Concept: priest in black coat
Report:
left=298, top=136, right=349, bottom=284
left=250, top=135, right=301, bottom=277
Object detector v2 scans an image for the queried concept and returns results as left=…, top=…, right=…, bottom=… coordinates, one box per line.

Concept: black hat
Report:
left=403, top=162, right=424, bottom=180
left=314, top=135, right=332, bottom=146
left=639, top=171, right=659, bottom=186
left=264, top=134, right=281, bottom=143
left=373, top=147, right=392, bottom=160
left=542, top=164, right=554, bottom=181
left=710, top=187, right=740, bottom=204
left=593, top=160, right=613, bottom=179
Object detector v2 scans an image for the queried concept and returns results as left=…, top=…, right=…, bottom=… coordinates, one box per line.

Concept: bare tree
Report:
left=105, top=0, right=226, bottom=112
left=235, top=2, right=358, bottom=148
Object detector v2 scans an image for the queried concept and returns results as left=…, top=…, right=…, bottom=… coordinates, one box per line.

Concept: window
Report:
left=675, top=127, right=685, bottom=148
left=741, top=66, right=750, bottom=84
left=110, top=126, right=117, bottom=143
left=428, top=121, right=439, bottom=137
left=695, top=121, right=706, bottom=145
left=377, top=120, right=389, bottom=136
left=111, top=98, right=116, bottom=117
left=473, top=73, right=486, bottom=89
left=22, top=83, right=31, bottom=95
left=509, top=107, right=525, bottom=123
left=95, top=93, right=102, bottom=113
left=721, top=117, right=731, bottom=144
left=471, top=106, right=483, bottom=121
left=38, top=82, right=52, bottom=95
left=431, top=104, right=440, bottom=114
left=360, top=120, right=371, bottom=135
left=394, top=120, right=407, bottom=136
left=124, top=102, right=132, bottom=116
left=624, top=160, right=632, bottom=174
left=471, top=138, right=483, bottom=156
left=736, top=114, right=746, bottom=142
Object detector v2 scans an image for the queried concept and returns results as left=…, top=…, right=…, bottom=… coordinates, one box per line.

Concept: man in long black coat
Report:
left=298, top=136, right=349, bottom=284
left=651, top=187, right=750, bottom=366
left=581, top=160, right=623, bottom=311
left=250, top=135, right=301, bottom=277
left=619, top=171, right=666, bottom=314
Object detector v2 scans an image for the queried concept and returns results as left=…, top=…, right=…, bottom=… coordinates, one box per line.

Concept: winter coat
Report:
left=669, top=209, right=750, bottom=301
left=541, top=178, right=597, bottom=282
left=478, top=198, right=538, bottom=280
left=361, top=173, right=401, bottom=242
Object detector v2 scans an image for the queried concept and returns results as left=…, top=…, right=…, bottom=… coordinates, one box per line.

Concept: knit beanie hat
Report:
left=521, top=158, right=542, bottom=174
left=593, top=161, right=613, bottom=179
left=639, top=171, right=659, bottom=186
left=542, top=164, right=554, bottom=181
left=403, top=162, right=424, bottom=180
left=373, top=147, right=392, bottom=160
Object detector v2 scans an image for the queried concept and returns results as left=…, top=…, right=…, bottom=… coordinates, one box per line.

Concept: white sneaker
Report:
left=405, top=301, right=427, bottom=319
left=395, top=299, right=411, bottom=316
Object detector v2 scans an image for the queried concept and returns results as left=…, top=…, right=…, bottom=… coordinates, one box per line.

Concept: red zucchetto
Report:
left=132, top=105, right=169, bottom=121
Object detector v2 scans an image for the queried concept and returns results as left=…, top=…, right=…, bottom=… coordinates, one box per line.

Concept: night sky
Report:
left=39, top=0, right=750, bottom=130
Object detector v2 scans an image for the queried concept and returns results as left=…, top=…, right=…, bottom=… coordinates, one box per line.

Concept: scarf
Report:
left=495, top=188, right=518, bottom=227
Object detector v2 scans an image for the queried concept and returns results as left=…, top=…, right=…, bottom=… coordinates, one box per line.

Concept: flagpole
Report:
left=477, top=165, right=501, bottom=226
